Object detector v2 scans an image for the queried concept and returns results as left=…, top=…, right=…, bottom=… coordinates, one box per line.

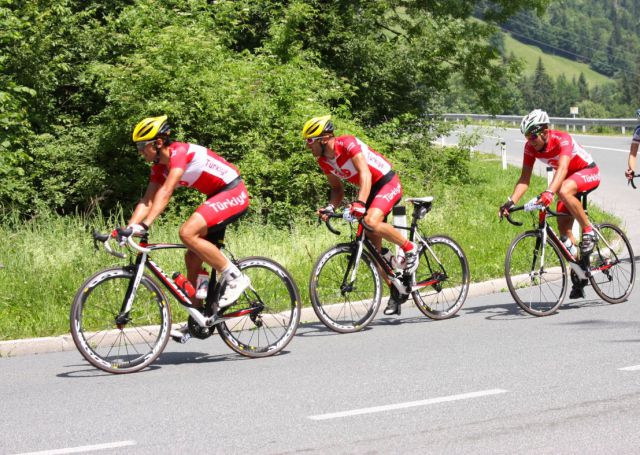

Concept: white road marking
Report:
left=619, top=365, right=640, bottom=371
left=583, top=145, right=627, bottom=152
left=14, top=441, right=136, bottom=455
left=308, top=389, right=508, bottom=421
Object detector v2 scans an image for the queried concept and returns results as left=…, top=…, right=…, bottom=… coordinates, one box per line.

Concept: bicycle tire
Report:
left=309, top=243, right=383, bottom=333
left=412, top=234, right=470, bottom=320
left=589, top=223, right=636, bottom=303
left=217, top=257, right=301, bottom=357
left=70, top=266, right=172, bottom=374
left=505, top=231, right=567, bottom=316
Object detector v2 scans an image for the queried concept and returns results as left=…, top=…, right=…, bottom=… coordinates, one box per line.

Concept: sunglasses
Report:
left=525, top=126, right=547, bottom=140
left=305, top=136, right=323, bottom=145
left=136, top=140, right=154, bottom=151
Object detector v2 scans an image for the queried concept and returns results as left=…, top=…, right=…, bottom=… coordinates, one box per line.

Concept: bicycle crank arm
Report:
left=568, top=262, right=589, bottom=280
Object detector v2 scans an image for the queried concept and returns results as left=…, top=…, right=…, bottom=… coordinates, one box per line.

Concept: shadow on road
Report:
left=461, top=301, right=523, bottom=320
left=57, top=348, right=294, bottom=377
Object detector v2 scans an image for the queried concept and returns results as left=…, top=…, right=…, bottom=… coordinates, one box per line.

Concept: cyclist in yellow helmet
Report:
left=303, top=115, right=417, bottom=315
left=125, top=115, right=251, bottom=339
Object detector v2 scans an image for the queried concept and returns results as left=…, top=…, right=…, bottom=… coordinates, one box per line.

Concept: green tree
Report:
left=531, top=58, right=554, bottom=111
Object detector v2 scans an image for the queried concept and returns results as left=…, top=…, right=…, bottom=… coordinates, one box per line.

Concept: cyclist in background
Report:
left=302, top=114, right=418, bottom=315
left=498, top=109, right=600, bottom=299
left=124, top=115, right=251, bottom=336
left=624, top=108, right=640, bottom=182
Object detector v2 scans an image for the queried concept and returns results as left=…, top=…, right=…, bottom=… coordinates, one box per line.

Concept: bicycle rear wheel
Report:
left=217, top=257, right=301, bottom=357
left=505, top=231, right=567, bottom=316
left=589, top=223, right=636, bottom=303
left=70, top=266, right=171, bottom=374
left=309, top=243, right=382, bottom=333
left=412, top=234, right=470, bottom=319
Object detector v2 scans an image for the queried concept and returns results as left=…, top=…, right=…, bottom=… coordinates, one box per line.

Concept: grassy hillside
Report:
left=503, top=32, right=612, bottom=87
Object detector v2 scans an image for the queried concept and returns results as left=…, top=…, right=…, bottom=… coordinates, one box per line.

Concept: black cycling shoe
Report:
left=569, top=285, right=586, bottom=300
left=383, top=297, right=401, bottom=316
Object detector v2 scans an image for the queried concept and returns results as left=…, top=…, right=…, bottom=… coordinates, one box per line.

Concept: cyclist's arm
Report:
left=351, top=153, right=372, bottom=203
left=509, top=165, right=533, bottom=203
left=326, top=173, right=344, bottom=208
left=139, top=167, right=185, bottom=227
left=547, top=155, right=569, bottom=194
left=128, top=182, right=161, bottom=226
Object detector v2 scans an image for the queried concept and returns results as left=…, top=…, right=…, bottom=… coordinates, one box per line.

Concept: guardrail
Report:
left=442, top=113, right=638, bottom=134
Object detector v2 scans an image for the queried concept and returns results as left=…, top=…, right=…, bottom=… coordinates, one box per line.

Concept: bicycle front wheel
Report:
left=217, top=257, right=301, bottom=358
left=70, top=266, right=171, bottom=374
left=589, top=223, right=636, bottom=303
left=309, top=244, right=383, bottom=333
left=505, top=231, right=567, bottom=316
left=412, top=235, right=470, bottom=319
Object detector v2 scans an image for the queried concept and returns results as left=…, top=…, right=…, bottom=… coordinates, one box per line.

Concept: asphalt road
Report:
left=2, top=127, right=640, bottom=454
left=2, top=289, right=640, bottom=454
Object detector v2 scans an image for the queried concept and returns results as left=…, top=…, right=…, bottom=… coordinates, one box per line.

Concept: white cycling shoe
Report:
left=403, top=243, right=420, bottom=275
left=218, top=272, right=251, bottom=308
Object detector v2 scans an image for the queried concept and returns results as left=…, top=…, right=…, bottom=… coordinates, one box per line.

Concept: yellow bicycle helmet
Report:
left=132, top=115, right=170, bottom=142
left=301, top=115, right=334, bottom=139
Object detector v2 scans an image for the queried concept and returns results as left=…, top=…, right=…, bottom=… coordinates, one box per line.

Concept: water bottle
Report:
left=392, top=204, right=407, bottom=239
left=560, top=236, right=577, bottom=257
left=172, top=272, right=195, bottom=298
left=195, top=268, right=209, bottom=300
left=392, top=204, right=408, bottom=264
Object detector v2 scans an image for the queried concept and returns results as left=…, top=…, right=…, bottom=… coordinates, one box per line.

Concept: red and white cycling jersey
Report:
left=523, top=130, right=593, bottom=173
left=317, top=135, right=393, bottom=186
left=150, top=142, right=240, bottom=195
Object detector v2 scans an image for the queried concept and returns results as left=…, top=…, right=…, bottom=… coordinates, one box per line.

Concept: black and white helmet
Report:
left=520, top=109, right=550, bottom=135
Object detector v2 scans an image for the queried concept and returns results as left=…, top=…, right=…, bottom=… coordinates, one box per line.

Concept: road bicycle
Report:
left=503, top=189, right=635, bottom=316
left=70, top=228, right=301, bottom=374
left=309, top=197, right=470, bottom=333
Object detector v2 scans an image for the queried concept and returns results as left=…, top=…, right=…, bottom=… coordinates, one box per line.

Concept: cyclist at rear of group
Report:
left=624, top=108, right=640, bottom=182
left=125, top=115, right=251, bottom=322
left=498, top=109, right=600, bottom=299
left=302, top=114, right=417, bottom=315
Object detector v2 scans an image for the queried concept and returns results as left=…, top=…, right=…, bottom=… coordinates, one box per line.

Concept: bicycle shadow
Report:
left=58, top=348, right=293, bottom=377
left=461, top=295, right=610, bottom=321
left=295, top=321, right=373, bottom=337
left=57, top=363, right=163, bottom=378
left=296, top=311, right=437, bottom=335
left=460, top=301, right=524, bottom=320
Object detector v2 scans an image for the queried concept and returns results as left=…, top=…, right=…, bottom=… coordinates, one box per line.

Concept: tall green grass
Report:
left=0, top=154, right=617, bottom=340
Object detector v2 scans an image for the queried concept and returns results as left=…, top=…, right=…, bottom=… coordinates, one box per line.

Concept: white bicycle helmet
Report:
left=520, top=109, right=550, bottom=135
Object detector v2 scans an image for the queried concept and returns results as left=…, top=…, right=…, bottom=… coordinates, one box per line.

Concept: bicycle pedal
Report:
left=172, top=333, right=192, bottom=344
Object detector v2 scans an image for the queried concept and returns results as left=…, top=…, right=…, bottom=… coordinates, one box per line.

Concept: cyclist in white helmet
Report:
left=499, top=109, right=601, bottom=299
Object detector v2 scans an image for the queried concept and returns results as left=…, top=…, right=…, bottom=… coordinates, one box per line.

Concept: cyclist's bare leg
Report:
left=179, top=213, right=229, bottom=272
left=557, top=215, right=577, bottom=245
left=184, top=249, right=206, bottom=307
left=557, top=179, right=590, bottom=236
